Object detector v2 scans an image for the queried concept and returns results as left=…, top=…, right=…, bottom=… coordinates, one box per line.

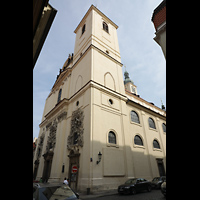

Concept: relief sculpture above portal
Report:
left=67, top=108, right=84, bottom=151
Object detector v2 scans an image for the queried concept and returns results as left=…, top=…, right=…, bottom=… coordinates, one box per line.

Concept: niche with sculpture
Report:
left=45, top=119, right=57, bottom=153
left=67, top=108, right=84, bottom=151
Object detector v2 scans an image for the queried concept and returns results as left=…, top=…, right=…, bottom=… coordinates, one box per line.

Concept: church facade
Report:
left=33, top=5, right=166, bottom=193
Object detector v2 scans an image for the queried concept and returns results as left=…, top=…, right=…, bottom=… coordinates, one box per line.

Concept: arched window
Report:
left=131, top=111, right=140, bottom=124
left=134, top=135, right=143, bottom=146
left=82, top=24, right=86, bottom=35
left=57, top=88, right=62, bottom=103
left=148, top=117, right=156, bottom=129
left=108, top=131, right=116, bottom=144
left=162, top=123, right=166, bottom=132
left=103, top=22, right=109, bottom=33
left=153, top=139, right=160, bottom=149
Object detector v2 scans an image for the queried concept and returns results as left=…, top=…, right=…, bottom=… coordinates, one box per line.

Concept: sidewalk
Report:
left=79, top=189, right=118, bottom=199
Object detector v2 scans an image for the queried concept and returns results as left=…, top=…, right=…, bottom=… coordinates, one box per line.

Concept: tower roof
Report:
left=74, top=4, right=118, bottom=33
left=124, top=70, right=134, bottom=85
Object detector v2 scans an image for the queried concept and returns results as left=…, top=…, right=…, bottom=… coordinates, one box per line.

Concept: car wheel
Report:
left=130, top=187, right=136, bottom=195
left=147, top=185, right=152, bottom=192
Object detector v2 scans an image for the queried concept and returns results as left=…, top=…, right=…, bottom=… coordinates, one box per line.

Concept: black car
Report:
left=151, top=176, right=166, bottom=189
left=33, top=183, right=80, bottom=200
left=161, top=181, right=166, bottom=197
left=118, top=178, right=152, bottom=195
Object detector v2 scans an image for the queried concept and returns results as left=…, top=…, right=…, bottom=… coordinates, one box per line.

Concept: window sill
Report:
left=102, top=28, right=110, bottom=35
left=130, top=121, right=142, bottom=127
left=163, top=131, right=166, bottom=135
left=133, top=144, right=145, bottom=149
left=153, top=148, right=162, bottom=152
left=106, top=143, right=119, bottom=148
left=149, top=127, right=158, bottom=132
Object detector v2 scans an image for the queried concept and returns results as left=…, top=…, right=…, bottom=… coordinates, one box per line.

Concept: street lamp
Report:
left=96, top=151, right=102, bottom=164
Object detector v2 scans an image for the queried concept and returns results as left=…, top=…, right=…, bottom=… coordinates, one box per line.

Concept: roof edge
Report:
left=151, top=0, right=166, bottom=22
left=74, top=4, right=118, bottom=33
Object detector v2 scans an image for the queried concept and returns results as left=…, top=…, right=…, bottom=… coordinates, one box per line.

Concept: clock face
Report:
left=131, top=86, right=135, bottom=93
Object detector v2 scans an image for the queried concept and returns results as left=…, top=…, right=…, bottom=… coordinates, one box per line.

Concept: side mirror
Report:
left=75, top=192, right=79, bottom=199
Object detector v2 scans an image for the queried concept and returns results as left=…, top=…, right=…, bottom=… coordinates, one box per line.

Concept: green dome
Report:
left=124, top=70, right=134, bottom=85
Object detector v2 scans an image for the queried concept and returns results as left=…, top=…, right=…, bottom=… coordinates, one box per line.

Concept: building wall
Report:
left=82, top=90, right=166, bottom=192
left=92, top=48, right=125, bottom=95
left=74, top=9, right=93, bottom=64
left=33, top=5, right=166, bottom=193
left=91, top=9, right=121, bottom=62
left=152, top=0, right=166, bottom=59
left=34, top=84, right=92, bottom=182
left=154, top=28, right=166, bottom=58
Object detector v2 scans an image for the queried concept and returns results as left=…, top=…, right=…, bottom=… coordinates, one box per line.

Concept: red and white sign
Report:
left=72, top=165, right=78, bottom=173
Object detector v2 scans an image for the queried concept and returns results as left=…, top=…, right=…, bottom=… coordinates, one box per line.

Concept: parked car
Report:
left=33, top=182, right=80, bottom=200
left=151, top=176, right=166, bottom=189
left=118, top=178, right=152, bottom=195
left=161, top=181, right=166, bottom=197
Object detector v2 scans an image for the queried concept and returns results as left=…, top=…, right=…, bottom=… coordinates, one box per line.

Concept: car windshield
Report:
left=33, top=185, right=77, bottom=200
left=125, top=179, right=137, bottom=184
left=152, top=177, right=159, bottom=182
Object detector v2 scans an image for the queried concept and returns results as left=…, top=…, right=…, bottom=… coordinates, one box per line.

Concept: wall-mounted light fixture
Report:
left=62, top=164, right=65, bottom=173
left=96, top=151, right=102, bottom=164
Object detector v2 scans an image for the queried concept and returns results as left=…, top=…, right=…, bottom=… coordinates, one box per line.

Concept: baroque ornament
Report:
left=36, top=133, right=45, bottom=159
left=46, top=119, right=57, bottom=152
left=67, top=108, right=84, bottom=150
left=57, top=111, right=67, bottom=122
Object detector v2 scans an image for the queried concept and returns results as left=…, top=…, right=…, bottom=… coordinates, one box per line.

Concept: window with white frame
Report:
left=131, top=111, right=140, bottom=124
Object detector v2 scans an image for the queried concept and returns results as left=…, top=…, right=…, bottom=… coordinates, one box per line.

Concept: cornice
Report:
left=74, top=5, right=118, bottom=34
left=91, top=44, right=123, bottom=67
left=90, top=80, right=127, bottom=101
left=51, top=68, right=72, bottom=91
left=45, top=98, right=69, bottom=119
left=126, top=97, right=166, bottom=120
left=39, top=98, right=69, bottom=128
left=71, top=44, right=123, bottom=75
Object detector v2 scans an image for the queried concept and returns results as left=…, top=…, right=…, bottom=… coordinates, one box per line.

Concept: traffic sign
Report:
left=72, top=165, right=78, bottom=173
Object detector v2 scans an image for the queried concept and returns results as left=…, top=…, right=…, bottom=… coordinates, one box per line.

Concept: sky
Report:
left=33, top=0, right=166, bottom=139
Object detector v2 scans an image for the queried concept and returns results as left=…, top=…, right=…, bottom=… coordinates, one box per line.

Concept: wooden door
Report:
left=68, top=150, right=80, bottom=191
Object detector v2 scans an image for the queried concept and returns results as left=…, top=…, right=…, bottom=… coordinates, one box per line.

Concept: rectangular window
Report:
left=82, top=24, right=86, bottom=35
left=57, top=89, right=62, bottom=103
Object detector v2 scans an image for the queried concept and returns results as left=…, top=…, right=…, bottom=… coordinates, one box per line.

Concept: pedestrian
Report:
left=63, top=177, right=68, bottom=185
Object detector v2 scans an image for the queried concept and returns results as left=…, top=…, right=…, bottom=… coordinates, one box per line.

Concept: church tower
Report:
left=34, top=4, right=127, bottom=193
left=124, top=70, right=138, bottom=95
left=33, top=4, right=166, bottom=194
left=71, top=4, right=125, bottom=96
left=68, top=5, right=127, bottom=192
